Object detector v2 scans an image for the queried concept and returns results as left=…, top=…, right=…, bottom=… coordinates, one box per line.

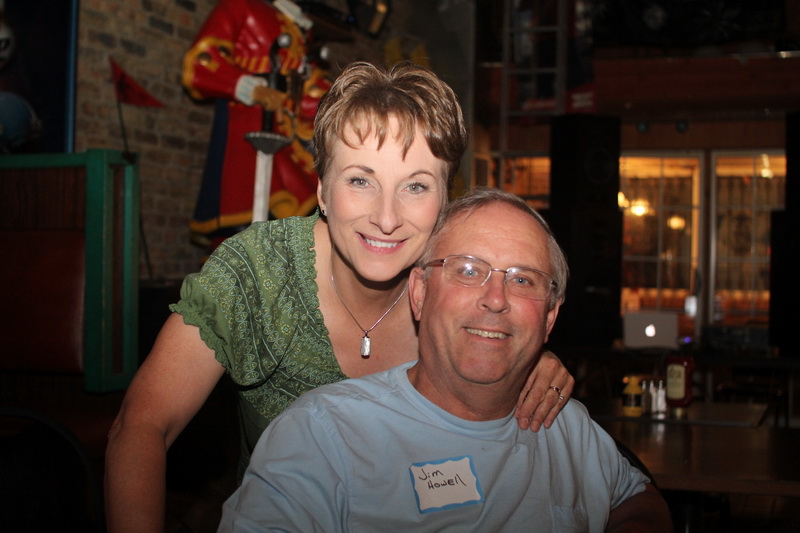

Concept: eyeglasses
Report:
left=424, top=255, right=556, bottom=301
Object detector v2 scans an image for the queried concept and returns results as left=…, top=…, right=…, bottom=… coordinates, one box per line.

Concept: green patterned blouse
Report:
left=170, top=212, right=346, bottom=476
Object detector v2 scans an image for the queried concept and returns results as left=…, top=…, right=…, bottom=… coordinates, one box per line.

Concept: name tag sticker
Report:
left=409, top=456, right=483, bottom=513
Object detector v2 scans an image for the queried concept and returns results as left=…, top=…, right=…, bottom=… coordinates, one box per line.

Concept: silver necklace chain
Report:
left=330, top=260, right=408, bottom=359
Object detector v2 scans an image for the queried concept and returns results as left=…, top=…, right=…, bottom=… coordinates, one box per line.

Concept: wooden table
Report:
left=695, top=350, right=799, bottom=422
left=597, top=418, right=800, bottom=497
left=587, top=400, right=769, bottom=428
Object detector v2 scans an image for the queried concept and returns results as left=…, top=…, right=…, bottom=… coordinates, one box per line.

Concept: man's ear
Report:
left=543, top=301, right=562, bottom=343
left=408, top=267, right=427, bottom=321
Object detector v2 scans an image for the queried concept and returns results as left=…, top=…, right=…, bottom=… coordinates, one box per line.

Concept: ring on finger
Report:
left=548, top=385, right=561, bottom=395
left=558, top=394, right=565, bottom=402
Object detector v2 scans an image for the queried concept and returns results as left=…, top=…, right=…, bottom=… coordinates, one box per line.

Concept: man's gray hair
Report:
left=419, top=187, right=568, bottom=309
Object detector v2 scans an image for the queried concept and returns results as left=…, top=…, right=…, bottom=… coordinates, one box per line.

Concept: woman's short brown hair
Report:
left=312, top=61, right=468, bottom=194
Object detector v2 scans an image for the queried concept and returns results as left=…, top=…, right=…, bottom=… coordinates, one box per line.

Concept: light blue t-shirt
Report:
left=219, top=361, right=648, bottom=532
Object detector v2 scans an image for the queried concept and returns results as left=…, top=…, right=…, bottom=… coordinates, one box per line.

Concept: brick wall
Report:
left=76, top=0, right=218, bottom=280
left=74, top=0, right=430, bottom=281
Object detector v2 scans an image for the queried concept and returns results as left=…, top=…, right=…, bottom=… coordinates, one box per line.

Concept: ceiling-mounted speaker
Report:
left=347, top=0, right=390, bottom=38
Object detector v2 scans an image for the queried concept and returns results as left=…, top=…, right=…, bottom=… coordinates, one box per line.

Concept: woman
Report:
left=105, top=61, right=574, bottom=532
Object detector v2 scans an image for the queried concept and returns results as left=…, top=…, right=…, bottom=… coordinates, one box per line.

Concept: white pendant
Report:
left=360, top=335, right=371, bottom=358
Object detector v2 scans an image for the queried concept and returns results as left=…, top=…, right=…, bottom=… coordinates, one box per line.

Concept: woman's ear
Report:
left=316, top=180, right=326, bottom=215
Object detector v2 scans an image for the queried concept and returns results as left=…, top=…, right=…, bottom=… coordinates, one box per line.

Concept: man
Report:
left=218, top=187, right=672, bottom=532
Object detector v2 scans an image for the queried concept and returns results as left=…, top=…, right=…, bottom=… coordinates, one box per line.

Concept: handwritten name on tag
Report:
left=409, top=456, right=483, bottom=513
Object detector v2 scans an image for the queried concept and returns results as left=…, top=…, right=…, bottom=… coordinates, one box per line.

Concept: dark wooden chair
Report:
left=0, top=407, right=105, bottom=532
left=0, top=150, right=140, bottom=530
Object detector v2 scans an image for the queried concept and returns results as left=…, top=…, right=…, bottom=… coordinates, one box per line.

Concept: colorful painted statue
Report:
left=183, top=0, right=328, bottom=249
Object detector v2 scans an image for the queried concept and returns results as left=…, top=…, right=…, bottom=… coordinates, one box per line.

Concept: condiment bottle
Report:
left=652, top=379, right=667, bottom=417
left=622, top=375, right=644, bottom=417
left=641, top=379, right=652, bottom=415
left=666, top=353, right=695, bottom=418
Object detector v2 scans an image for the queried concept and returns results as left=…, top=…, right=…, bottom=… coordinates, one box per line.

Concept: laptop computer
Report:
left=623, top=311, right=679, bottom=350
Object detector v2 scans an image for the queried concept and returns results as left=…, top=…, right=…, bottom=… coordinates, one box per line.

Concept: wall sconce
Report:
left=629, top=200, right=652, bottom=217
left=759, top=153, right=774, bottom=179
left=618, top=192, right=652, bottom=216
left=347, top=0, right=390, bottom=37
left=667, top=215, right=686, bottom=230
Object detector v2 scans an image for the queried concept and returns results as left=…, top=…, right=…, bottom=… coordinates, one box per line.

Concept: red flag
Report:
left=109, top=57, right=164, bottom=107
